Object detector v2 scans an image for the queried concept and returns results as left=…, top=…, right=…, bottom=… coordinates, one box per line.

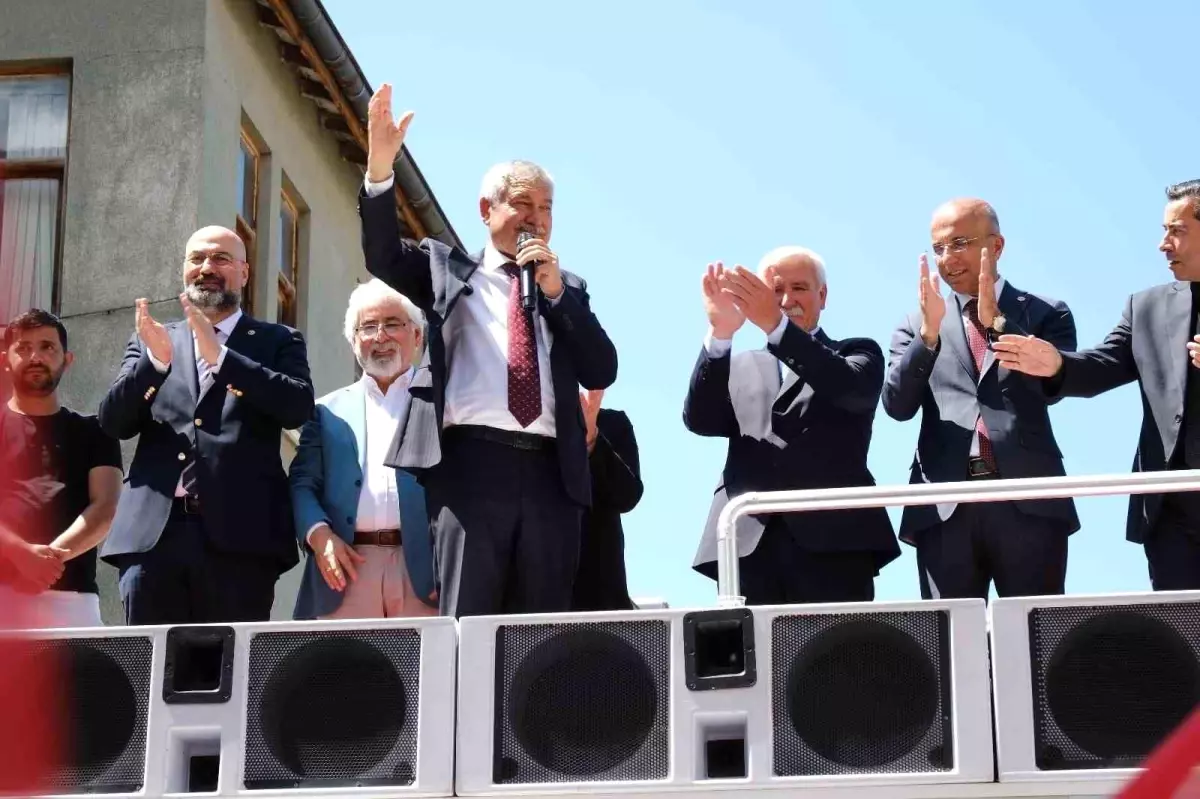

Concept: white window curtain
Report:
left=0, top=75, right=69, bottom=319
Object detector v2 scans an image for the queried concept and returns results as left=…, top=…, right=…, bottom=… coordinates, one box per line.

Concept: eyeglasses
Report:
left=356, top=320, right=410, bottom=338
left=185, top=252, right=239, bottom=267
left=930, top=236, right=986, bottom=259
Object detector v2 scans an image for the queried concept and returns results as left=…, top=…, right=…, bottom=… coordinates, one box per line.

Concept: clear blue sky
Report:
left=329, top=0, right=1200, bottom=606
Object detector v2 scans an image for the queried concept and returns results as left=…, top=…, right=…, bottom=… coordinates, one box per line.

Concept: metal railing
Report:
left=715, top=469, right=1200, bottom=606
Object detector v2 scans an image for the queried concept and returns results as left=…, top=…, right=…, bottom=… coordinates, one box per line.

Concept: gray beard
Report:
left=358, top=352, right=403, bottom=381
left=185, top=283, right=240, bottom=312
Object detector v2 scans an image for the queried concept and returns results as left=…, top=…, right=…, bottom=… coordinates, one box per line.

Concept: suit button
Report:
left=194, top=418, right=203, bottom=427
left=177, top=452, right=187, bottom=461
left=1176, top=414, right=1183, bottom=424
left=345, top=516, right=353, bottom=524
left=355, top=479, right=362, bottom=487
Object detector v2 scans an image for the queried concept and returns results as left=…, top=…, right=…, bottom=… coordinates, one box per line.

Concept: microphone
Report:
left=516, top=230, right=540, bottom=311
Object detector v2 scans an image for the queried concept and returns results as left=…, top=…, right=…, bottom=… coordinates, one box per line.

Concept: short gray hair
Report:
left=479, top=160, right=555, bottom=205
left=758, top=246, right=827, bottom=287
left=343, top=279, right=425, bottom=348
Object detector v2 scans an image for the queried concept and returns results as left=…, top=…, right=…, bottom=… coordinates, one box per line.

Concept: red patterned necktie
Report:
left=502, top=264, right=542, bottom=427
left=963, top=298, right=996, bottom=468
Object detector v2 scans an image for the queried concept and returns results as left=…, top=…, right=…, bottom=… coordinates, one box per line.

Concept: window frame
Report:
left=0, top=64, right=71, bottom=314
left=277, top=187, right=300, bottom=327
left=235, top=130, right=261, bottom=315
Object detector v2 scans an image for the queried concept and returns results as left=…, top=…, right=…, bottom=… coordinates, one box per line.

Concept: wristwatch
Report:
left=985, top=313, right=1006, bottom=343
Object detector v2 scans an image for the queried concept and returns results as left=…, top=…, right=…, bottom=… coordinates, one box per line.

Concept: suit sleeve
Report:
left=288, top=407, right=329, bottom=547
left=682, top=346, right=737, bottom=437
left=1026, top=298, right=1078, bottom=403
left=882, top=316, right=939, bottom=422
left=1048, top=294, right=1137, bottom=399
left=768, top=324, right=883, bottom=415
left=215, top=327, right=315, bottom=430
left=591, top=410, right=643, bottom=514
left=358, top=187, right=435, bottom=311
left=97, top=332, right=170, bottom=440
left=539, top=278, right=617, bottom=389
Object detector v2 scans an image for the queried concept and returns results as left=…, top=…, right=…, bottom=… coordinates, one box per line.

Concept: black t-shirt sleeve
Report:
left=82, top=416, right=123, bottom=473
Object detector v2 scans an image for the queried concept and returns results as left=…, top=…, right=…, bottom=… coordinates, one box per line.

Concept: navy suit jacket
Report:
left=289, top=380, right=437, bottom=618
left=98, top=314, right=313, bottom=568
left=358, top=188, right=617, bottom=506
left=1047, top=281, right=1194, bottom=543
left=684, top=323, right=900, bottom=577
left=883, top=280, right=1080, bottom=543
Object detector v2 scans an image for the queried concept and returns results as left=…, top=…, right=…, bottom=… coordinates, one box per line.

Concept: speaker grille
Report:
left=1030, top=602, right=1200, bottom=770
left=493, top=620, right=670, bottom=784
left=771, top=610, right=953, bottom=776
left=1, top=635, right=152, bottom=794
left=243, top=628, right=421, bottom=789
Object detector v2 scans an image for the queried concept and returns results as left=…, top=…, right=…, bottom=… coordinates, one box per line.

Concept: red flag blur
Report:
left=0, top=270, right=62, bottom=794
left=1115, top=704, right=1200, bottom=799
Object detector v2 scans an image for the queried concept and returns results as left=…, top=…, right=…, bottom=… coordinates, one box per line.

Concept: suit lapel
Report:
left=345, top=382, right=368, bottom=477
left=944, top=295, right=977, bottom=379
left=432, top=246, right=479, bottom=318
left=1165, top=282, right=1191, bottom=416
left=171, top=321, right=200, bottom=405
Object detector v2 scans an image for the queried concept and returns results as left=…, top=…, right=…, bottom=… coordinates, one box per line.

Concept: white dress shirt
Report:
left=365, top=174, right=557, bottom=436
left=145, top=309, right=241, bottom=497
left=305, top=369, right=414, bottom=545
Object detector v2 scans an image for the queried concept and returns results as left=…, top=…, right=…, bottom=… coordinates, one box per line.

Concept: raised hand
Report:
left=180, top=294, right=221, bottom=368
left=918, top=254, right=946, bottom=347
left=1186, top=335, right=1200, bottom=369
left=720, top=265, right=782, bottom=334
left=515, top=236, right=563, bottom=299
left=977, top=246, right=999, bottom=328
left=992, top=334, right=1064, bottom=377
left=366, top=83, right=413, bottom=183
left=701, top=262, right=746, bottom=339
left=136, top=298, right=172, bottom=365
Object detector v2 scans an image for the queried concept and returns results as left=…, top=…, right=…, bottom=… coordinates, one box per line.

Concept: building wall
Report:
left=2, top=0, right=377, bottom=622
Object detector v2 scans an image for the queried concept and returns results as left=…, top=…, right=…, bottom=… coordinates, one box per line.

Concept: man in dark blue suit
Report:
left=290, top=279, right=438, bottom=619
left=884, top=199, right=1078, bottom=600
left=358, top=85, right=617, bottom=617
left=99, top=226, right=314, bottom=624
left=685, top=248, right=899, bottom=604
left=995, top=180, right=1200, bottom=590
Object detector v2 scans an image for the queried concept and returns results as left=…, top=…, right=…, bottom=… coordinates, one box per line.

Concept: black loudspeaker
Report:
left=242, top=628, right=424, bottom=789
left=1, top=633, right=152, bottom=795
left=770, top=610, right=954, bottom=776
left=490, top=619, right=671, bottom=785
left=1029, top=602, right=1200, bottom=770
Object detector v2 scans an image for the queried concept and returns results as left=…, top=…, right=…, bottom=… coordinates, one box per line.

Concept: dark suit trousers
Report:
left=915, top=497, right=1068, bottom=600
left=425, top=430, right=582, bottom=618
left=738, top=518, right=877, bottom=605
left=1145, top=498, right=1200, bottom=590
left=572, top=510, right=634, bottom=611
left=116, top=506, right=278, bottom=624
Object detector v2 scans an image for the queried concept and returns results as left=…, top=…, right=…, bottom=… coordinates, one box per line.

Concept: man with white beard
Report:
left=289, top=279, right=438, bottom=618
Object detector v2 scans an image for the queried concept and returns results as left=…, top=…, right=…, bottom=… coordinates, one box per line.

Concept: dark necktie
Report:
left=502, top=264, right=542, bottom=427
left=963, top=298, right=996, bottom=468
left=774, top=363, right=802, bottom=411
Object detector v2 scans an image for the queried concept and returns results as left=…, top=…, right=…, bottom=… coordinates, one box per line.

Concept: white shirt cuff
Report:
left=146, top=346, right=169, bottom=373
left=766, top=315, right=789, bottom=346
left=200, top=344, right=228, bottom=373
left=305, top=522, right=330, bottom=548
left=364, top=173, right=395, bottom=197
left=703, top=334, right=733, bottom=357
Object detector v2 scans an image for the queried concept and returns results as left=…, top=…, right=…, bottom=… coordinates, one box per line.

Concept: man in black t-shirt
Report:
left=0, top=309, right=122, bottom=627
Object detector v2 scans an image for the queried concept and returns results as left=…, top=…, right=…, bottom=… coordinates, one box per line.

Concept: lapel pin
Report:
left=247, top=329, right=256, bottom=336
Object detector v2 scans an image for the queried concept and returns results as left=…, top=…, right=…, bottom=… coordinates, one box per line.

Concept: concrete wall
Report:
left=3, top=0, right=377, bottom=622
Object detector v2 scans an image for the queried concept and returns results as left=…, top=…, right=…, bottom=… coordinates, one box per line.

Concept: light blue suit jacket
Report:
left=289, top=378, right=437, bottom=619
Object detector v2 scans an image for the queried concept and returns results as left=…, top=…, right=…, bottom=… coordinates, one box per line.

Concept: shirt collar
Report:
left=955, top=275, right=1006, bottom=308
left=360, top=365, right=414, bottom=400
left=213, top=309, right=243, bottom=338
left=483, top=242, right=514, bottom=273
